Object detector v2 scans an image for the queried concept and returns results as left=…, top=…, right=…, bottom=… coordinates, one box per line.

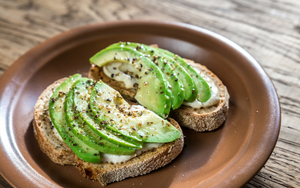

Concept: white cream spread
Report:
left=103, top=61, right=220, bottom=108
left=103, top=61, right=138, bottom=88
left=101, top=143, right=163, bottom=163
left=182, top=72, right=220, bottom=108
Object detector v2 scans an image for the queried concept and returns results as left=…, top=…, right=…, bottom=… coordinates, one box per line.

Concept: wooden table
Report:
left=0, top=0, right=299, bottom=187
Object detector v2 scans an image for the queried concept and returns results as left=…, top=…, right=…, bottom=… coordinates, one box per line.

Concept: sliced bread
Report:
left=33, top=78, right=184, bottom=185
left=89, top=59, right=229, bottom=132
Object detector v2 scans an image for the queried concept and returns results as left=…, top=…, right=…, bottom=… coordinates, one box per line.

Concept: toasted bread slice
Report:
left=89, top=59, right=229, bottom=132
left=33, top=78, right=184, bottom=185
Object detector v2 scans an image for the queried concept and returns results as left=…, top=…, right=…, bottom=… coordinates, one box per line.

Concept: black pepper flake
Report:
left=51, top=98, right=56, bottom=103
left=68, top=127, right=71, bottom=131
left=145, top=71, right=148, bottom=75
left=99, top=137, right=102, bottom=140
left=114, top=56, right=117, bottom=60
left=59, top=91, right=66, bottom=96
left=73, top=143, right=77, bottom=146
left=196, top=75, right=199, bottom=78
left=160, top=91, right=164, bottom=94
left=49, top=121, right=52, bottom=125
left=139, top=135, right=143, bottom=138
left=88, top=103, right=91, bottom=109
left=98, top=143, right=103, bottom=145
left=110, top=119, right=114, bottom=121
left=171, top=74, right=174, bottom=77
left=175, top=78, right=178, bottom=82
left=94, top=153, right=98, bottom=156
left=139, top=68, right=142, bottom=72
left=164, top=61, right=167, bottom=65
left=108, top=111, right=111, bottom=113
left=133, top=58, right=137, bottom=61
left=132, top=127, right=136, bottom=131
left=72, top=124, right=76, bottom=127
left=150, top=50, right=154, bottom=53
left=106, top=98, right=111, bottom=102
left=100, top=120, right=108, bottom=125
left=51, top=126, right=54, bottom=129
left=148, top=68, right=153, bottom=71
left=111, top=74, right=115, bottom=78
left=192, top=89, right=195, bottom=94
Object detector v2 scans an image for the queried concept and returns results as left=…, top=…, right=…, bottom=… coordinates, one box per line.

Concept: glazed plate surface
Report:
left=0, top=21, right=280, bottom=188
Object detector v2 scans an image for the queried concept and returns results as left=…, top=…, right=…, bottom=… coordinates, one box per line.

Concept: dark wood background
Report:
left=1, top=0, right=300, bottom=187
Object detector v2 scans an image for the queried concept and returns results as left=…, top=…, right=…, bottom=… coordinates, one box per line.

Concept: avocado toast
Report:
left=89, top=42, right=229, bottom=132
left=33, top=75, right=184, bottom=186
left=33, top=41, right=228, bottom=185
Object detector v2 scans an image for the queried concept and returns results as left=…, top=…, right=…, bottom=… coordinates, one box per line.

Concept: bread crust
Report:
left=89, top=59, right=230, bottom=132
left=33, top=78, right=76, bottom=165
left=33, top=77, right=184, bottom=185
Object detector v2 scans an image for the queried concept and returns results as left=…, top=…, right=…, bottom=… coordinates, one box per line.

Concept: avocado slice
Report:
left=64, top=81, right=136, bottom=155
left=89, top=81, right=181, bottom=143
left=49, top=74, right=101, bottom=163
left=72, top=78, right=143, bottom=149
left=107, top=42, right=185, bottom=110
left=157, top=48, right=211, bottom=102
left=108, top=42, right=198, bottom=102
left=90, top=46, right=172, bottom=118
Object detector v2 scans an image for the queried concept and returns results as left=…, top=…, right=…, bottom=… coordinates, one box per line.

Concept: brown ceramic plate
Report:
left=0, top=21, right=280, bottom=188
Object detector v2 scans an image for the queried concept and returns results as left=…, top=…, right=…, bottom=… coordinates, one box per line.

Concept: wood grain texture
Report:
left=0, top=0, right=299, bottom=187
